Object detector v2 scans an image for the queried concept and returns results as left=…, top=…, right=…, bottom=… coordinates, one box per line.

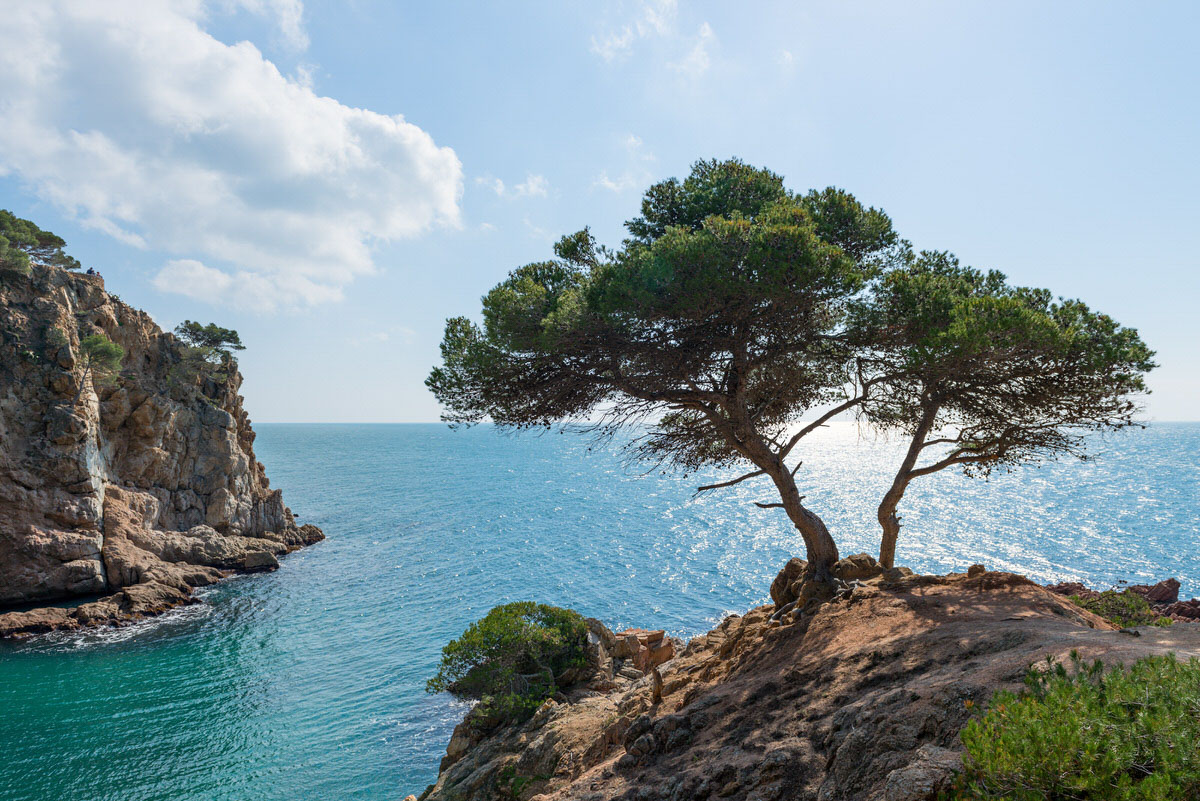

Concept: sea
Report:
left=1, top=422, right=1197, bottom=800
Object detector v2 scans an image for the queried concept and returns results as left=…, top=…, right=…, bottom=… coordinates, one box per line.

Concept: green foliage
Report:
left=428, top=157, right=1154, bottom=574
left=428, top=159, right=895, bottom=475
left=427, top=602, right=588, bottom=729
left=74, top=334, right=124, bottom=403
left=1070, top=590, right=1173, bottom=629
left=949, top=653, right=1200, bottom=800
left=173, top=320, right=245, bottom=363
left=80, top=334, right=124, bottom=379
left=169, top=320, right=245, bottom=392
left=0, top=210, right=81, bottom=276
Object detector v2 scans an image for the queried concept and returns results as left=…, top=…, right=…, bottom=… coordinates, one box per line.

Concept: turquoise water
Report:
left=1, top=422, right=1198, bottom=800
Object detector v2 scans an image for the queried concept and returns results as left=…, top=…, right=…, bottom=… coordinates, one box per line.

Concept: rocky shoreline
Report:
left=0, top=263, right=323, bottom=639
left=409, top=557, right=1200, bottom=801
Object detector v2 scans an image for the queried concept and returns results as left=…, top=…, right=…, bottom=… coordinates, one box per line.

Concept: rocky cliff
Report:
left=0, top=264, right=322, bottom=636
left=411, top=561, right=1200, bottom=801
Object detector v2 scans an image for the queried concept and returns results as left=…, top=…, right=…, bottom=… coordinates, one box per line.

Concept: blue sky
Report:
left=1, top=1, right=1196, bottom=421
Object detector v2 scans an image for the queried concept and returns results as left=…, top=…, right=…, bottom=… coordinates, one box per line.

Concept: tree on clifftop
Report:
left=427, top=159, right=903, bottom=581
left=0, top=210, right=81, bottom=276
left=171, top=320, right=245, bottom=388
left=856, top=252, right=1155, bottom=568
left=428, top=158, right=1154, bottom=579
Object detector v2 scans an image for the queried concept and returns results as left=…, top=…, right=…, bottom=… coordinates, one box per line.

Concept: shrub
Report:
left=427, top=602, right=588, bottom=729
left=1070, top=590, right=1173, bottom=628
left=948, top=653, right=1200, bottom=799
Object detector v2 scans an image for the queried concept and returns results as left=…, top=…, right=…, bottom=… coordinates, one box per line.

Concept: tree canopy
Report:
left=74, top=334, right=124, bottom=404
left=428, top=158, right=1154, bottom=580
left=173, top=320, right=245, bottom=363
left=0, top=210, right=81, bottom=276
left=855, top=252, right=1155, bottom=566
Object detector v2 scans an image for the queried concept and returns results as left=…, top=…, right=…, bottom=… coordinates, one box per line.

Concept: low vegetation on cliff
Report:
left=954, top=653, right=1200, bottom=799
left=428, top=602, right=589, bottom=729
left=427, top=159, right=1154, bottom=582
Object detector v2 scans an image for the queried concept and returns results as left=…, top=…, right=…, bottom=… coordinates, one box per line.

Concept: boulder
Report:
left=770, top=557, right=807, bottom=607
left=1146, top=578, right=1180, bottom=604
left=1163, top=600, right=1200, bottom=620
left=614, top=628, right=675, bottom=672
left=832, top=552, right=884, bottom=581
left=242, top=551, right=280, bottom=572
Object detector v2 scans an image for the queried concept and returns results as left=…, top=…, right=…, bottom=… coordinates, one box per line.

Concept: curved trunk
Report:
left=877, top=486, right=904, bottom=570
left=876, top=400, right=939, bottom=570
left=763, top=460, right=839, bottom=581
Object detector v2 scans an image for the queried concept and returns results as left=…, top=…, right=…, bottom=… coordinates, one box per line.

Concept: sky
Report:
left=1, top=1, right=1197, bottom=422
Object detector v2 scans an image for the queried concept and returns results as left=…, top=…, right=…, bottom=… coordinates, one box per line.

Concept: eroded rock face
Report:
left=413, top=567, right=1200, bottom=801
left=0, top=265, right=323, bottom=636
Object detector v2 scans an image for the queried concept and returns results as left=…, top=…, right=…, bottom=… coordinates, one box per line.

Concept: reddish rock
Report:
left=614, top=627, right=675, bottom=672
left=1046, top=581, right=1098, bottom=600
left=1146, top=578, right=1181, bottom=604
left=1163, top=600, right=1200, bottom=620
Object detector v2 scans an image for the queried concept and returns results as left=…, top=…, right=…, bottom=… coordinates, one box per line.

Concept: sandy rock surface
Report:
left=414, top=567, right=1200, bottom=801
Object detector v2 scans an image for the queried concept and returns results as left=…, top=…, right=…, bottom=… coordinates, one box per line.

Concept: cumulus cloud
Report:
left=0, top=1, right=463, bottom=309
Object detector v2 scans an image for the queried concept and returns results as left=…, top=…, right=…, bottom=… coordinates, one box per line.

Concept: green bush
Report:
left=427, top=602, right=588, bottom=729
left=1070, top=590, right=1173, bottom=628
left=948, top=653, right=1200, bottom=799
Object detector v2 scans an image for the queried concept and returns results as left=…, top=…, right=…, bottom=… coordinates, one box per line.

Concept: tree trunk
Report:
left=761, top=455, right=839, bottom=581
left=877, top=486, right=904, bottom=570
left=71, top=363, right=92, bottom=407
left=876, top=399, right=939, bottom=569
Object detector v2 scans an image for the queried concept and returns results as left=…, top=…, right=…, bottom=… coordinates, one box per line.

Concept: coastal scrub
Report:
left=951, top=653, right=1200, bottom=799
left=427, top=602, right=588, bottom=729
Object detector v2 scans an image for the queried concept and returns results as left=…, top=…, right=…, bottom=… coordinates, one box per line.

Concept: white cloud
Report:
left=593, top=133, right=656, bottom=193
left=590, top=0, right=678, bottom=62
left=476, top=176, right=507, bottom=196
left=778, top=49, right=795, bottom=67
left=514, top=174, right=549, bottom=197
left=476, top=173, right=547, bottom=198
left=594, top=172, right=635, bottom=193
left=225, top=0, right=309, bottom=50
left=670, top=22, right=715, bottom=78
left=0, top=2, right=462, bottom=310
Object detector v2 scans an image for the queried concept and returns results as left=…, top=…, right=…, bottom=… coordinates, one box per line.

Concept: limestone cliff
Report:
left=0, top=263, right=322, bottom=636
left=412, top=564, right=1200, bottom=801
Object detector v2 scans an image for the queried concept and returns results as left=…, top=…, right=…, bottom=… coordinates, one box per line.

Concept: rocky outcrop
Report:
left=0, top=264, right=322, bottom=636
left=412, top=565, right=1200, bottom=801
left=1047, top=577, right=1200, bottom=622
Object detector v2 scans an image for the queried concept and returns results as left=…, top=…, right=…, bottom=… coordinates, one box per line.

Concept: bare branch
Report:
left=754, top=502, right=786, bottom=509
left=696, top=469, right=766, bottom=494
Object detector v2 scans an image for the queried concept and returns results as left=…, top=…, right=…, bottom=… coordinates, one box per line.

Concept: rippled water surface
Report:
left=2, top=423, right=1198, bottom=799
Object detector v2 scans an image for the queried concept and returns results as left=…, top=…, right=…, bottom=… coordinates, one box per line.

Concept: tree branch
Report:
left=696, top=469, right=766, bottom=494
